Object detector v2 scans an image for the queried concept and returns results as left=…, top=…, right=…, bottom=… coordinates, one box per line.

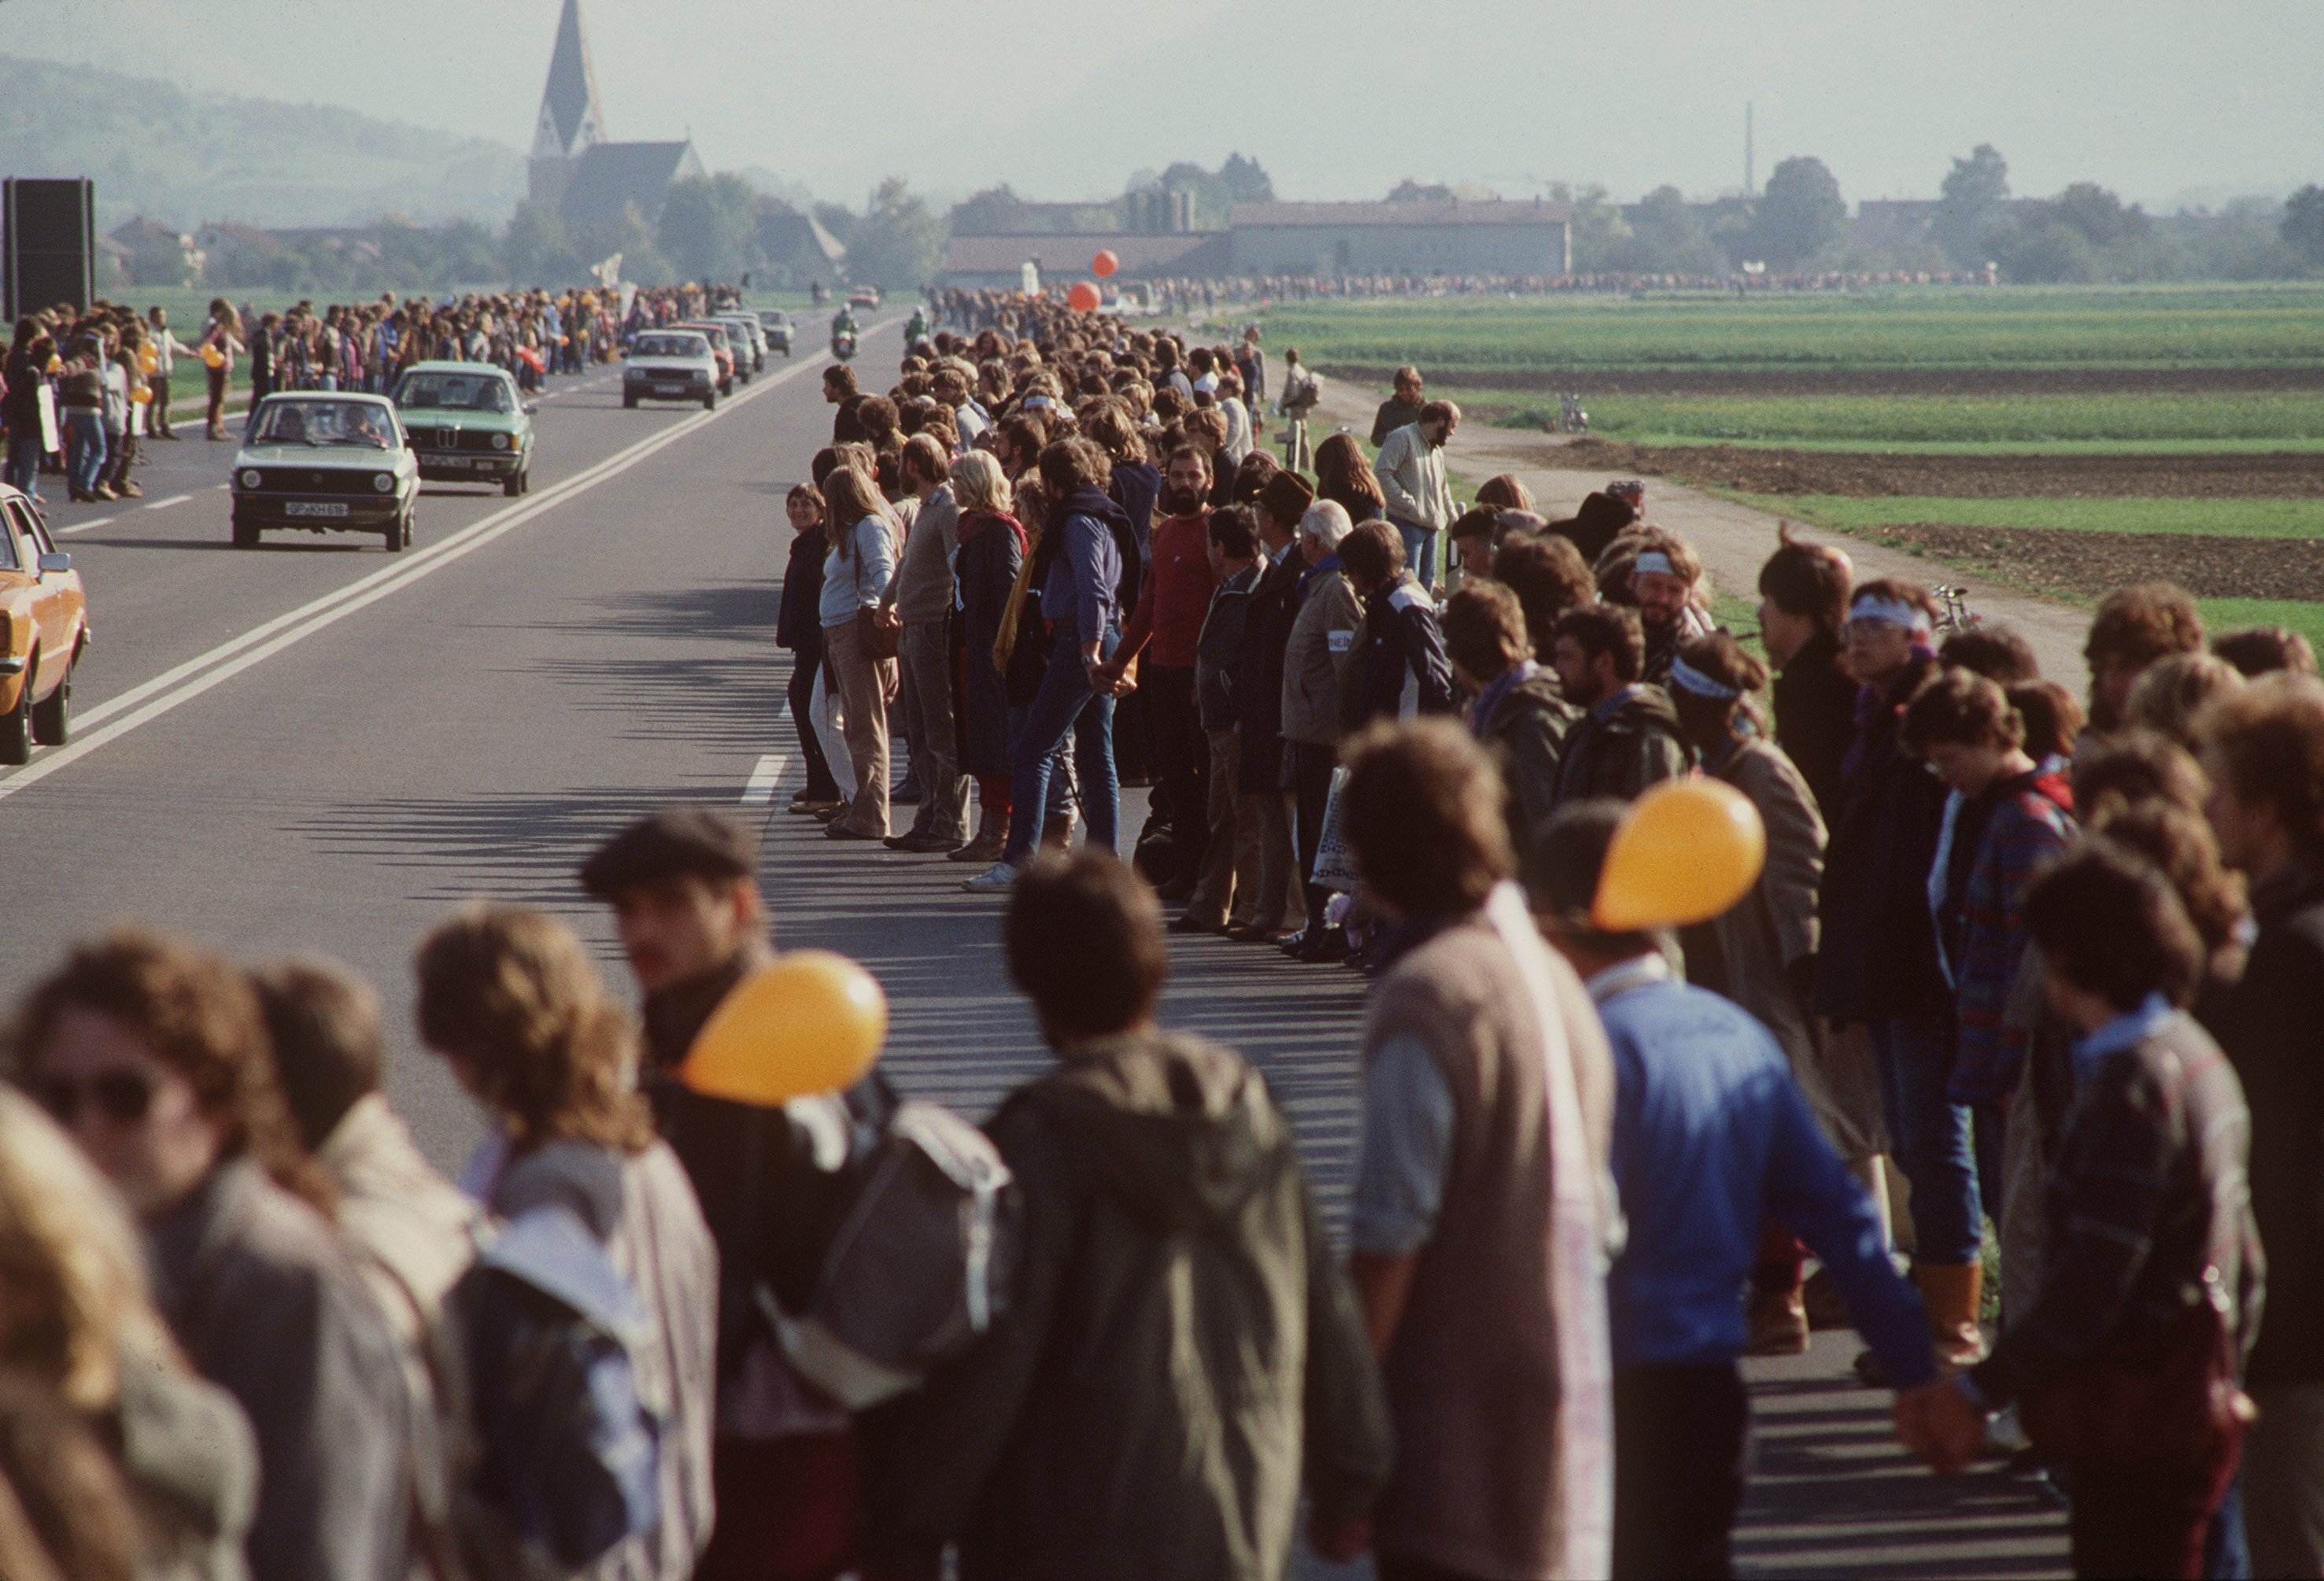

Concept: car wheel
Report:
left=504, top=470, right=523, bottom=498
left=232, top=515, right=260, bottom=549
left=384, top=508, right=411, bottom=552
left=703, top=390, right=718, bottom=411
left=0, top=670, right=33, bottom=766
left=623, top=390, right=638, bottom=408
left=31, top=647, right=74, bottom=746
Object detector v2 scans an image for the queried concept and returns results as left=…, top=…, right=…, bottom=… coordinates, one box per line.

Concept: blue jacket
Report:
left=1036, top=485, right=1136, bottom=642
left=1595, top=962, right=1935, bottom=1383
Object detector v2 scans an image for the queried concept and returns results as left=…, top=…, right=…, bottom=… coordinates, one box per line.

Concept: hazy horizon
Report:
left=5, top=0, right=2318, bottom=215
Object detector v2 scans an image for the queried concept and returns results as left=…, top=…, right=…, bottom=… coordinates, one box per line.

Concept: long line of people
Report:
left=2, top=283, right=734, bottom=506
left=5, top=299, right=2322, bottom=1581
left=764, top=307, right=2324, bottom=1579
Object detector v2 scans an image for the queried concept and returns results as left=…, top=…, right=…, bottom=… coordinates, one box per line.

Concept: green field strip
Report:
left=1738, top=495, right=2324, bottom=539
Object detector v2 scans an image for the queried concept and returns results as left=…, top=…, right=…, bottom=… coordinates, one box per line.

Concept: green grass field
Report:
left=1253, top=284, right=2324, bottom=372
left=1445, top=390, right=2324, bottom=446
left=2198, top=600, right=2324, bottom=651
left=1731, top=494, right=2324, bottom=539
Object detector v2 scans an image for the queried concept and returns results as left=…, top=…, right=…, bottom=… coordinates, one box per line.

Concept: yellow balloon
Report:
left=200, top=345, right=224, bottom=369
left=1592, top=777, right=1767, bottom=932
left=679, top=950, right=887, bottom=1108
left=131, top=385, right=151, bottom=404
left=138, top=346, right=158, bottom=374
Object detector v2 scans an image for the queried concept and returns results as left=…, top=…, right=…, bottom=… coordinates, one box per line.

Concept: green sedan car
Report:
left=229, top=393, right=419, bottom=552
left=391, top=361, right=538, bottom=497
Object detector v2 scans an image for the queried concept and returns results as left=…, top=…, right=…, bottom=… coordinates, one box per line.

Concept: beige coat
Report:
left=1710, top=735, right=1830, bottom=1092
left=1278, top=570, right=1362, bottom=747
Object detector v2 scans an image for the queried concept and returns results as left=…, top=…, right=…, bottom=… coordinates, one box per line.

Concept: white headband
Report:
left=1667, top=656, right=1742, bottom=700
left=1633, top=551, right=1676, bottom=578
left=1850, top=595, right=1932, bottom=637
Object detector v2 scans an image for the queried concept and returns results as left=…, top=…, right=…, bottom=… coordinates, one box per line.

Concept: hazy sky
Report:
left=9, top=0, right=2319, bottom=210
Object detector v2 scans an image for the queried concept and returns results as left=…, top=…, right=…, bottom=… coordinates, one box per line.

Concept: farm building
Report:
left=1225, top=199, right=1572, bottom=277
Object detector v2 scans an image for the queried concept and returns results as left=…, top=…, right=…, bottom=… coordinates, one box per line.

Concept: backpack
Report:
left=455, top=1206, right=663, bottom=1568
left=775, top=1099, right=1021, bottom=1408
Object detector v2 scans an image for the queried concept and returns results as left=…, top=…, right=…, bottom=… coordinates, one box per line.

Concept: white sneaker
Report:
left=962, top=860, right=1020, bottom=894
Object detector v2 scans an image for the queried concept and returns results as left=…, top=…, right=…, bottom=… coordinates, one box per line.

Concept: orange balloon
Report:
left=679, top=951, right=887, bottom=1107
left=1092, top=249, right=1120, bottom=279
left=1591, top=778, right=1767, bottom=932
left=1066, top=281, right=1102, bottom=312
left=131, top=385, right=152, bottom=403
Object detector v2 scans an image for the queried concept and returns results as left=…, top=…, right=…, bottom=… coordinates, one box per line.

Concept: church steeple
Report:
left=530, top=0, right=606, bottom=161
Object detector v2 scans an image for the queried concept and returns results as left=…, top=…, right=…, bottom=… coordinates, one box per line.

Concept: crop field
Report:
left=1254, top=286, right=2324, bottom=376
left=1251, top=283, right=2324, bottom=643
left=1414, top=390, right=2324, bottom=448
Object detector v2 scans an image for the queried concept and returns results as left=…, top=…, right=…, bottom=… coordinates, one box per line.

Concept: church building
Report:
left=527, top=0, right=704, bottom=240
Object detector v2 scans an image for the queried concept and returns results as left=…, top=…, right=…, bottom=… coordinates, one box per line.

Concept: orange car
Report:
left=0, top=483, right=91, bottom=765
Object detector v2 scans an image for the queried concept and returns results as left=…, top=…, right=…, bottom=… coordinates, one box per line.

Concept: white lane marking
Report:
left=57, top=515, right=116, bottom=537
left=0, top=336, right=855, bottom=803
left=741, top=754, right=789, bottom=805
left=141, top=493, right=194, bottom=510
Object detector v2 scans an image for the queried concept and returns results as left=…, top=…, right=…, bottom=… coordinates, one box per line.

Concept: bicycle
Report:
left=1934, top=585, right=1980, bottom=637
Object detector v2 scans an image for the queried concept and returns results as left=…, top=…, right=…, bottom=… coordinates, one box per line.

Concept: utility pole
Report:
left=1745, top=102, right=1755, bottom=198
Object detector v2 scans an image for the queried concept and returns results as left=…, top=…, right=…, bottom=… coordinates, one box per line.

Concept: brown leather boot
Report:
left=1040, top=814, right=1075, bottom=851
left=1746, top=1285, right=1811, bottom=1356
left=1915, top=1261, right=1986, bottom=1369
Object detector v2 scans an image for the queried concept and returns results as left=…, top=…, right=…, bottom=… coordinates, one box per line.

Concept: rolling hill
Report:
left=0, top=53, right=526, bottom=231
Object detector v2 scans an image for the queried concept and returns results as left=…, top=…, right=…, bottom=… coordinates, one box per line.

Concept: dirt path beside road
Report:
left=1302, top=377, right=2098, bottom=683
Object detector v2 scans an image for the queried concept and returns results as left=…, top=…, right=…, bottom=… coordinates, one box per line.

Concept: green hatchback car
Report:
left=229, top=393, right=419, bottom=551
left=391, top=361, right=538, bottom=497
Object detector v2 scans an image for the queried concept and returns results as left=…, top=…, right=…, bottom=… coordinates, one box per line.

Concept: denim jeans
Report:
left=4, top=429, right=39, bottom=496
left=1392, top=517, right=1439, bottom=590
left=1002, top=626, right=1118, bottom=864
left=65, top=411, right=106, bottom=495
left=1868, top=1014, right=1982, bottom=1264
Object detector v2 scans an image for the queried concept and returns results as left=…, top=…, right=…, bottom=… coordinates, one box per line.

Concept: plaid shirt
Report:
left=1951, top=772, right=2074, bottom=1103
left=1971, top=1010, right=2261, bottom=1410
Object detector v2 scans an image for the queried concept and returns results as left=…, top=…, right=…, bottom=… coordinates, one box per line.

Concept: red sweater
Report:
left=1144, top=512, right=1220, bottom=669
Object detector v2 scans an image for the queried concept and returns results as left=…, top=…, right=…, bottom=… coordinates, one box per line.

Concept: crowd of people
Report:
left=2, top=289, right=2322, bottom=1581
left=1, top=282, right=741, bottom=504
left=933, top=264, right=1999, bottom=327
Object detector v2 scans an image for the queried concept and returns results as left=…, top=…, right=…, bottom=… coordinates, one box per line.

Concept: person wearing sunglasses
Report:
left=12, top=928, right=414, bottom=1581
left=0, top=1087, right=259, bottom=1579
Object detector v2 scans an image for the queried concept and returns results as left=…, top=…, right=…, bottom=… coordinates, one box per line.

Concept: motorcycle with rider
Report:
left=830, top=305, right=859, bottom=363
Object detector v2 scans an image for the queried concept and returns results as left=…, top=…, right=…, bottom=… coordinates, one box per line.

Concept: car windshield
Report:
left=395, top=373, right=512, bottom=412
left=693, top=327, right=729, bottom=351
left=634, top=334, right=707, bottom=358
left=252, top=400, right=394, bottom=448
left=760, top=312, right=788, bottom=328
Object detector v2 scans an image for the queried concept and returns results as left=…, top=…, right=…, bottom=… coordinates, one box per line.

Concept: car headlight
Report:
left=372, top=473, right=393, bottom=493
left=491, top=432, right=510, bottom=451
left=238, top=468, right=261, bottom=489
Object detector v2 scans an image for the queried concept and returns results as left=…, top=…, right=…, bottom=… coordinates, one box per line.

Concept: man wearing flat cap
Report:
left=580, top=808, right=891, bottom=1581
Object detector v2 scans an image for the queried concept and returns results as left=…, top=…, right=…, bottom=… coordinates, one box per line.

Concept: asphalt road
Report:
left=0, top=316, right=2066, bottom=1577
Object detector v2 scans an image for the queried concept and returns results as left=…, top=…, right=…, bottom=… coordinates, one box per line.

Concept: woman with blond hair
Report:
left=0, top=1088, right=257, bottom=1580
left=819, top=464, right=903, bottom=840
left=951, top=448, right=1030, bottom=864
left=414, top=904, right=716, bottom=1581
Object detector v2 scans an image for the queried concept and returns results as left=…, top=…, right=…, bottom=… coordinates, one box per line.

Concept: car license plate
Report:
left=434, top=455, right=472, bottom=467
left=284, top=501, right=349, bottom=519
left=655, top=383, right=686, bottom=396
